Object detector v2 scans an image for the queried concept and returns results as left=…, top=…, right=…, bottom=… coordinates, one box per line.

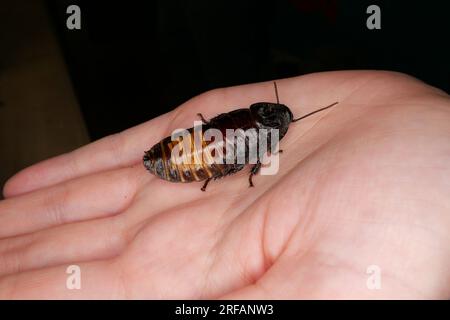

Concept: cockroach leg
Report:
left=249, top=161, right=262, bottom=187
left=197, top=113, right=208, bottom=124
left=201, top=177, right=212, bottom=191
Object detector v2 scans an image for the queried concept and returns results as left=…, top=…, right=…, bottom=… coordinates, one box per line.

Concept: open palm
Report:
left=1, top=71, right=449, bottom=299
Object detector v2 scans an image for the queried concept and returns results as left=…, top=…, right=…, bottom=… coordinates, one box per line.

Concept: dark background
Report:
left=46, top=0, right=450, bottom=140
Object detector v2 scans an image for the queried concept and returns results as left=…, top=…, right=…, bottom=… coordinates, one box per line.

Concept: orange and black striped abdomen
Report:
left=143, top=108, right=258, bottom=183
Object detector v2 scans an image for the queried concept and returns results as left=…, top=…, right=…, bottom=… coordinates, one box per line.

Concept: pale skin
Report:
left=0, top=70, right=449, bottom=299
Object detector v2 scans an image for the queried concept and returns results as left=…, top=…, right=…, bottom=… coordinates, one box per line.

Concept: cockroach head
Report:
left=250, top=102, right=293, bottom=138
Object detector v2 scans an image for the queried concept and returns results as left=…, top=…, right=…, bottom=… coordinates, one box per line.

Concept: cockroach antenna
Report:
left=292, top=101, right=339, bottom=122
left=273, top=81, right=280, bottom=104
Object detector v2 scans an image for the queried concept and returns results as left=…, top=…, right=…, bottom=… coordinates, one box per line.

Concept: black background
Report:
left=46, top=0, right=450, bottom=140
left=0, top=300, right=447, bottom=317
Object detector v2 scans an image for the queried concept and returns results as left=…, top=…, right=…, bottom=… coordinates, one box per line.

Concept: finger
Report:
left=0, top=217, right=127, bottom=277
left=3, top=70, right=368, bottom=198
left=0, top=259, right=124, bottom=299
left=2, top=114, right=170, bottom=198
left=0, top=166, right=141, bottom=239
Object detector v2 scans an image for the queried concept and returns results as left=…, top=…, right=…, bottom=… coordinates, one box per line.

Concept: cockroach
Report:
left=143, top=82, right=338, bottom=191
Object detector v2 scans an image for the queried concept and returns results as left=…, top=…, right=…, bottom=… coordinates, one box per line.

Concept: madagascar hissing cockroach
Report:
left=143, top=82, right=338, bottom=191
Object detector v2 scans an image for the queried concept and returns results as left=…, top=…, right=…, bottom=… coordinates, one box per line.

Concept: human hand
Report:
left=1, top=71, right=449, bottom=299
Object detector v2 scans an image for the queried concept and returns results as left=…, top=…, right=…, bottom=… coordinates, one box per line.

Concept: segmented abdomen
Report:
left=143, top=108, right=257, bottom=182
